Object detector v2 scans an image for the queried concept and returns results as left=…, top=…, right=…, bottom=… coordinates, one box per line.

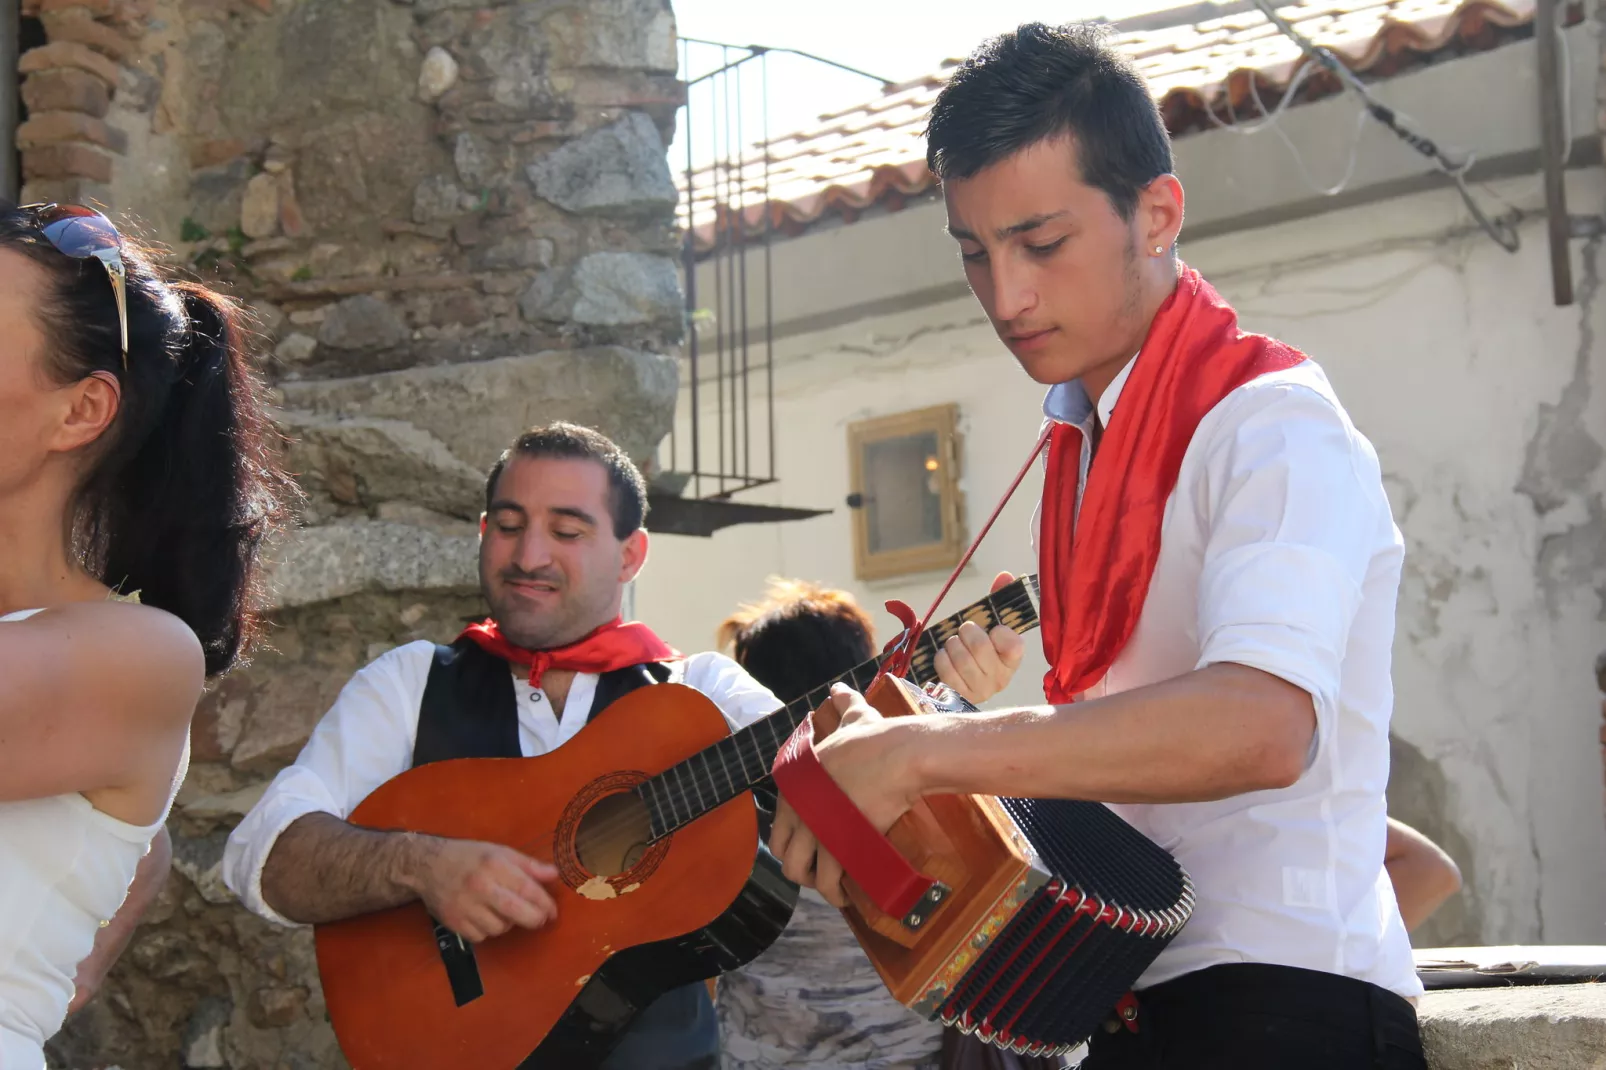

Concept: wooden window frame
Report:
left=847, top=403, right=967, bottom=582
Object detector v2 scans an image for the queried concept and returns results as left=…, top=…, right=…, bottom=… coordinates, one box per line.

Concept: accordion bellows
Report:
left=936, top=797, right=1194, bottom=1055
left=814, top=678, right=1196, bottom=1059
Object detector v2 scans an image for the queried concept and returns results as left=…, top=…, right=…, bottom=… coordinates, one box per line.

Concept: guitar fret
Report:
left=718, top=743, right=738, bottom=799
left=689, top=756, right=708, bottom=813
left=670, top=763, right=691, bottom=823
left=735, top=734, right=760, bottom=783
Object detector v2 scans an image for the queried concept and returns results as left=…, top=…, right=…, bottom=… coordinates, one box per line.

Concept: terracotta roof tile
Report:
left=679, top=0, right=1554, bottom=248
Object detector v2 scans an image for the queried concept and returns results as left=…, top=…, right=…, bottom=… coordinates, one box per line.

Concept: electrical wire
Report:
left=1249, top=0, right=1521, bottom=252
left=1204, top=62, right=1371, bottom=197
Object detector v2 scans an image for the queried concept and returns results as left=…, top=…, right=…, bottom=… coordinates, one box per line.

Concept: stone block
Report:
left=472, top=235, right=554, bottom=272
left=20, top=67, right=111, bottom=117
left=178, top=782, right=268, bottom=824
left=247, top=299, right=286, bottom=340
left=274, top=332, right=318, bottom=364
left=41, top=10, right=139, bottom=61
left=316, top=294, right=409, bottom=351
left=240, top=171, right=280, bottom=239
left=418, top=45, right=458, bottom=101
left=275, top=409, right=486, bottom=518
left=169, top=829, right=233, bottom=905
left=1420, top=984, right=1606, bottom=1069
left=525, top=111, right=675, bottom=216
left=453, top=130, right=494, bottom=190
left=40, top=0, right=118, bottom=15
left=263, top=520, right=480, bottom=610
left=570, top=251, right=681, bottom=326
left=276, top=346, right=679, bottom=469
left=14, top=109, right=120, bottom=151
left=18, top=40, right=122, bottom=87
left=455, top=5, right=568, bottom=122
left=278, top=171, right=308, bottom=238
left=413, top=173, right=468, bottom=224
left=22, top=142, right=112, bottom=182
left=247, top=986, right=309, bottom=1028
left=542, top=0, right=677, bottom=73
left=180, top=996, right=231, bottom=1069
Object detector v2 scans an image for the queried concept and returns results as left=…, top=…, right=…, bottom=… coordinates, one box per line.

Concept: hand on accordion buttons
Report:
left=934, top=572, right=1026, bottom=706
left=769, top=683, right=923, bottom=908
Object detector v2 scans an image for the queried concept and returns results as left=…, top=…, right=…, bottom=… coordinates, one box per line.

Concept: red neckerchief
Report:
left=457, top=616, right=680, bottom=689
left=1040, top=263, right=1306, bottom=703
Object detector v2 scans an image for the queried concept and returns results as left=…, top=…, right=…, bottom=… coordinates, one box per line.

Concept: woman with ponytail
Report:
left=0, top=203, right=294, bottom=1068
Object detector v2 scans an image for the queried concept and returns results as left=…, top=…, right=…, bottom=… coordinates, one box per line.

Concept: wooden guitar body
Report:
left=313, top=683, right=796, bottom=1069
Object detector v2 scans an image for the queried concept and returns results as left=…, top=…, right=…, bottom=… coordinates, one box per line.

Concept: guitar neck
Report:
left=639, top=574, right=1043, bottom=840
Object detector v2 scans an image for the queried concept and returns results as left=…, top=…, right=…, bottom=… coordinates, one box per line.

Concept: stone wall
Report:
left=32, top=1, right=687, bottom=1067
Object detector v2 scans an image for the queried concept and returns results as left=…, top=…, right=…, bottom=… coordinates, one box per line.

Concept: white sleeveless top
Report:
left=0, top=608, right=186, bottom=1070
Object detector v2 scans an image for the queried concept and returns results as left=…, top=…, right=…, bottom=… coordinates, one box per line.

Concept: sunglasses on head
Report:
left=17, top=203, right=128, bottom=371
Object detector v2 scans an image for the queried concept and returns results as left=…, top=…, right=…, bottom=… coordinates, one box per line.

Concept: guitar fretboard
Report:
left=638, top=575, right=1042, bottom=840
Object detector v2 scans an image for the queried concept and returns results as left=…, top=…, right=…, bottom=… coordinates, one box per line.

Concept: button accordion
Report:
left=774, top=674, right=1196, bottom=1058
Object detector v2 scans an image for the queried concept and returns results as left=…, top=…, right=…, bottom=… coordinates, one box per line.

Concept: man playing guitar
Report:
left=770, top=23, right=1429, bottom=1070
left=222, top=422, right=1022, bottom=1068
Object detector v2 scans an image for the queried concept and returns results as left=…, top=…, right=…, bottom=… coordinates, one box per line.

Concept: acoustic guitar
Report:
left=313, top=575, right=1043, bottom=1068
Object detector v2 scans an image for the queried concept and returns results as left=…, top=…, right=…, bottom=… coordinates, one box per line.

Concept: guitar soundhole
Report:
left=574, top=792, right=653, bottom=877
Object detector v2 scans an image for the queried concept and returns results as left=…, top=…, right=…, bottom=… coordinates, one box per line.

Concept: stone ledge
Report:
left=22, top=142, right=112, bottom=182
left=17, top=40, right=122, bottom=87
left=15, top=109, right=124, bottom=152
left=41, top=9, right=140, bottom=62
left=1420, top=985, right=1606, bottom=1069
left=20, top=68, right=112, bottom=117
left=275, top=409, right=485, bottom=518
left=277, top=346, right=679, bottom=470
left=264, top=520, right=479, bottom=610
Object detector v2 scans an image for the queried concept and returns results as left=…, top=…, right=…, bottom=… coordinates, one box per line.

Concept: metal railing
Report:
left=656, top=38, right=890, bottom=504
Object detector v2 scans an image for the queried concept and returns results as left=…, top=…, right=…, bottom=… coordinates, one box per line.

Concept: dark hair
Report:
left=485, top=421, right=648, bottom=540
left=0, top=204, right=297, bottom=676
left=718, top=579, right=876, bottom=702
left=926, top=22, right=1174, bottom=220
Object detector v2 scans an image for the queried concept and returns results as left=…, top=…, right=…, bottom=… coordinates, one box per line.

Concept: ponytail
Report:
left=0, top=205, right=297, bottom=676
left=93, top=287, right=292, bottom=674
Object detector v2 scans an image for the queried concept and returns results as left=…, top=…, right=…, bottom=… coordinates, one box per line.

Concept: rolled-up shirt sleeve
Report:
left=221, top=641, right=433, bottom=927
left=1193, top=383, right=1383, bottom=762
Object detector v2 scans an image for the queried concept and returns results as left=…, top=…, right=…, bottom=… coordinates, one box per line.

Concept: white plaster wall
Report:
left=636, top=169, right=1606, bottom=947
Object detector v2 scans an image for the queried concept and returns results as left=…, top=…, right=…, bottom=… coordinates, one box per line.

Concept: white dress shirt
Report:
left=1032, top=356, right=1423, bottom=1000
left=223, top=643, right=781, bottom=926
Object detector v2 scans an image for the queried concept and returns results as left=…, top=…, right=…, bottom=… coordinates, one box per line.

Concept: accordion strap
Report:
left=770, top=710, right=947, bottom=929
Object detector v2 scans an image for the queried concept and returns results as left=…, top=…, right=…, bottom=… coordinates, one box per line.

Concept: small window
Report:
left=847, top=404, right=966, bottom=581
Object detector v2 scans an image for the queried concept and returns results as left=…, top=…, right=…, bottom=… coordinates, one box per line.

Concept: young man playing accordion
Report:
left=769, top=24, right=1427, bottom=1070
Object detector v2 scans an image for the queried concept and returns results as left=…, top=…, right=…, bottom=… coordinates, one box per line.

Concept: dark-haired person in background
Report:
left=716, top=579, right=1048, bottom=1070
left=769, top=24, right=1429, bottom=1069
left=0, top=203, right=295, bottom=1068
left=226, top=423, right=781, bottom=1069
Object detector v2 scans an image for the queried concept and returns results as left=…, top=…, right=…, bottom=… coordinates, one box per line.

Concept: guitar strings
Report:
left=536, top=585, right=1044, bottom=856
left=642, top=585, right=1043, bottom=828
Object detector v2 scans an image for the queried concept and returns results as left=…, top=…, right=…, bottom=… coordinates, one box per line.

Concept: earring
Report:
left=1153, top=245, right=1165, bottom=255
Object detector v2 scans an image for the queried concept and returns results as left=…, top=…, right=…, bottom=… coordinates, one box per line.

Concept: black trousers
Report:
left=1080, top=963, right=1426, bottom=1070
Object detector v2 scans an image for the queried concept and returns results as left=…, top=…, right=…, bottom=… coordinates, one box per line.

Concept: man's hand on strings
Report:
left=768, top=684, right=924, bottom=908
left=933, top=572, right=1025, bottom=705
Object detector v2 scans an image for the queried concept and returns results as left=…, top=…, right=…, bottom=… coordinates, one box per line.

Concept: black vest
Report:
left=413, top=639, right=718, bottom=1070
left=413, top=638, right=672, bottom=768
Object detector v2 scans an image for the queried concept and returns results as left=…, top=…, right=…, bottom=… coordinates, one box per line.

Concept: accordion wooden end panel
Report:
left=821, top=676, right=1197, bottom=1058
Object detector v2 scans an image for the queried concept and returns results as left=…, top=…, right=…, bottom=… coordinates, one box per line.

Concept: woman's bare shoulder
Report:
left=7, top=599, right=205, bottom=724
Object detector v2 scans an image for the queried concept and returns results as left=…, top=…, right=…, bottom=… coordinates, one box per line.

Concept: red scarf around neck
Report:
left=457, top=617, right=681, bottom=689
left=1039, top=263, right=1306, bottom=703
